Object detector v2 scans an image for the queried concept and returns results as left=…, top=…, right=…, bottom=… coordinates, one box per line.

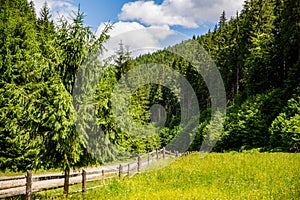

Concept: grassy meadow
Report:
left=33, top=152, right=300, bottom=200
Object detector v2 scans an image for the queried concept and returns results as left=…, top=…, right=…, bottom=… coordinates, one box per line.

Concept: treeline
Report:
left=0, top=0, right=299, bottom=174
left=120, top=0, right=300, bottom=153
left=192, top=0, right=300, bottom=152
left=131, top=0, right=300, bottom=152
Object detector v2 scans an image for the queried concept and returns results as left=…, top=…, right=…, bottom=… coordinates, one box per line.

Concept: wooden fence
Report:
left=0, top=148, right=194, bottom=199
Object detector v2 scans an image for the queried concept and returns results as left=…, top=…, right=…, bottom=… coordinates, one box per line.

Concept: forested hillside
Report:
left=0, top=0, right=299, bottom=174
left=193, top=0, right=300, bottom=152
left=131, top=0, right=300, bottom=153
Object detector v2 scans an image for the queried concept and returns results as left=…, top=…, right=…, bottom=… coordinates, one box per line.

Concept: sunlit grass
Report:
left=63, top=152, right=300, bottom=200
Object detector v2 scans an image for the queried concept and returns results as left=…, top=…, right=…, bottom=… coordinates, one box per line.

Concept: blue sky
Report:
left=30, top=0, right=244, bottom=56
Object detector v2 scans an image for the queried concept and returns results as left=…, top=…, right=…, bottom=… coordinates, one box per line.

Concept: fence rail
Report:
left=0, top=148, right=193, bottom=199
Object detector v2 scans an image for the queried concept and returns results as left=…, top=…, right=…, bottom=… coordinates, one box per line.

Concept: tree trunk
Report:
left=63, top=167, right=70, bottom=195
left=26, top=170, right=32, bottom=200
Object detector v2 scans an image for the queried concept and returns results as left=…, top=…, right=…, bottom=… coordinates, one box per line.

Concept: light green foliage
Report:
left=219, top=94, right=268, bottom=151
left=0, top=0, right=111, bottom=172
left=270, top=97, right=300, bottom=151
left=0, top=0, right=47, bottom=171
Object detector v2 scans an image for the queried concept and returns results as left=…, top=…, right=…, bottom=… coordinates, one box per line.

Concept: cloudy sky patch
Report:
left=119, top=0, right=243, bottom=28
left=28, top=0, right=244, bottom=56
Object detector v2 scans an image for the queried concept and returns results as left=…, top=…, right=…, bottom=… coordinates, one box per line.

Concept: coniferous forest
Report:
left=0, top=0, right=299, bottom=175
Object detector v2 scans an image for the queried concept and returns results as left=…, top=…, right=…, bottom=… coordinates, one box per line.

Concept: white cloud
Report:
left=119, top=0, right=244, bottom=28
left=96, top=21, right=181, bottom=59
left=96, top=21, right=146, bottom=38
left=119, top=1, right=197, bottom=28
left=28, top=0, right=77, bottom=23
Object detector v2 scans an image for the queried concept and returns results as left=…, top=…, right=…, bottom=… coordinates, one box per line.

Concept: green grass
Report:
left=32, top=179, right=112, bottom=199
left=49, top=152, right=300, bottom=200
left=0, top=168, right=64, bottom=177
left=18, top=153, right=300, bottom=199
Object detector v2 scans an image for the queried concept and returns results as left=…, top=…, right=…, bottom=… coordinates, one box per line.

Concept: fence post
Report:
left=137, top=156, right=142, bottom=172
left=82, top=170, right=86, bottom=192
left=127, top=163, right=130, bottom=177
left=26, top=170, right=32, bottom=200
left=162, top=147, right=165, bottom=159
left=102, top=169, right=105, bottom=184
left=119, top=164, right=123, bottom=179
left=156, top=149, right=159, bottom=159
left=147, top=153, right=150, bottom=165
left=63, top=167, right=70, bottom=195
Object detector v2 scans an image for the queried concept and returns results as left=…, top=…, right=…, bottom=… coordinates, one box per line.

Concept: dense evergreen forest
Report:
left=0, top=0, right=299, bottom=174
